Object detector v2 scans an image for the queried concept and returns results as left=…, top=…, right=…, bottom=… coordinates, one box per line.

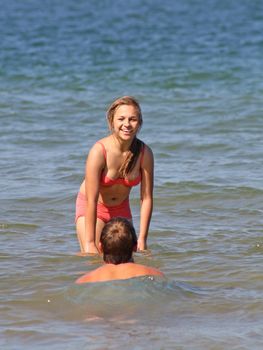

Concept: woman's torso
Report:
left=80, top=137, right=145, bottom=206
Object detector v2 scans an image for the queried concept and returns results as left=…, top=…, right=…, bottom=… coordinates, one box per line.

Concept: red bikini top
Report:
left=97, top=141, right=145, bottom=187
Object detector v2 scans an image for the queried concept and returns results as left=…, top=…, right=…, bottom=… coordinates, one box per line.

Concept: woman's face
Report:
left=111, top=105, right=141, bottom=140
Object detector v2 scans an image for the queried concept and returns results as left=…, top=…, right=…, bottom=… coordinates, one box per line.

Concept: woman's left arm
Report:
left=138, top=145, right=154, bottom=251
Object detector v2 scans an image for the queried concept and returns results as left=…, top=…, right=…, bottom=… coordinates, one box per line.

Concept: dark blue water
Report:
left=1, top=1, right=263, bottom=349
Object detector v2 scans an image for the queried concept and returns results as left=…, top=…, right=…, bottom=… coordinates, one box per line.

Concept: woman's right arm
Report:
left=83, top=144, right=105, bottom=254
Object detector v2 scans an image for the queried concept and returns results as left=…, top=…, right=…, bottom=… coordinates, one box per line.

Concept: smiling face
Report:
left=106, top=96, right=143, bottom=139
left=111, top=105, right=140, bottom=141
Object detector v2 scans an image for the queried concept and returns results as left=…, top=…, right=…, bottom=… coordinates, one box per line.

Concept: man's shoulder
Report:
left=132, top=263, right=164, bottom=277
left=75, top=265, right=108, bottom=284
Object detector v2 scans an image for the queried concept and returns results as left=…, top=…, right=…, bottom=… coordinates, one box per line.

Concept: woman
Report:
left=75, top=96, right=154, bottom=254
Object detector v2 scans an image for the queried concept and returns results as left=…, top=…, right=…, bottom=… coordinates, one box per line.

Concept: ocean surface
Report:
left=1, top=0, right=263, bottom=349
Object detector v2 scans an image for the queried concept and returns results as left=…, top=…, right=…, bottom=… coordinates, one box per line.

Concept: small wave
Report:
left=66, top=277, right=207, bottom=305
left=0, top=222, right=39, bottom=230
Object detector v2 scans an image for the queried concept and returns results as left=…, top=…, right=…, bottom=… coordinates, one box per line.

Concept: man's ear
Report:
left=133, top=243, right=137, bottom=252
left=98, top=242, right=103, bottom=254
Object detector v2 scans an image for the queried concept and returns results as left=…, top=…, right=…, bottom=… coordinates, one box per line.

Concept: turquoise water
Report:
left=1, top=0, right=263, bottom=349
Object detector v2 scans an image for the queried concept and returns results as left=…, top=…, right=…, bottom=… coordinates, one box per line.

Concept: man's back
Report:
left=76, top=262, right=163, bottom=284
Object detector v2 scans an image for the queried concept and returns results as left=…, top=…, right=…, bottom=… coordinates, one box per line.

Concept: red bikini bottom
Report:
left=75, top=192, right=132, bottom=223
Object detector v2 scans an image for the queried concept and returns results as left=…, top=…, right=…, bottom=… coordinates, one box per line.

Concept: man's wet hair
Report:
left=100, top=217, right=137, bottom=264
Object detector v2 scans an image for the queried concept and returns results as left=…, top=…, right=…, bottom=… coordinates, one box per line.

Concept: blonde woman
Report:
left=75, top=96, right=154, bottom=254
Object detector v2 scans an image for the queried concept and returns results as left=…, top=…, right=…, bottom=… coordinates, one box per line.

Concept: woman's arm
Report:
left=83, top=144, right=105, bottom=254
left=138, top=145, right=154, bottom=251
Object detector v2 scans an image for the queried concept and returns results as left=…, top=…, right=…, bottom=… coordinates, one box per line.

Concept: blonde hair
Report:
left=107, top=96, right=143, bottom=129
left=106, top=96, right=144, bottom=177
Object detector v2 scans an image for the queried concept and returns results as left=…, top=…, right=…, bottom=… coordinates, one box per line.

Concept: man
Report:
left=76, top=217, right=163, bottom=284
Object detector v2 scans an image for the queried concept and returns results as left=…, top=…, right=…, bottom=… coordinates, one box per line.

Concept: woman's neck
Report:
left=111, top=134, right=135, bottom=152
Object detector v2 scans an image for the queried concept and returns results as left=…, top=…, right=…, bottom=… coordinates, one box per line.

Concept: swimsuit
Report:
left=75, top=192, right=132, bottom=223
left=97, top=141, right=144, bottom=187
left=75, top=141, right=145, bottom=223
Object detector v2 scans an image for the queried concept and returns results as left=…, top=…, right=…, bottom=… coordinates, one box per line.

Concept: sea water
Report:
left=1, top=0, right=263, bottom=349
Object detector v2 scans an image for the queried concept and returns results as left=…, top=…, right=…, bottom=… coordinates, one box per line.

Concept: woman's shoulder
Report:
left=137, top=138, right=152, bottom=153
left=95, top=136, right=114, bottom=148
left=90, top=136, right=112, bottom=152
left=87, top=139, right=110, bottom=163
left=139, top=141, right=153, bottom=164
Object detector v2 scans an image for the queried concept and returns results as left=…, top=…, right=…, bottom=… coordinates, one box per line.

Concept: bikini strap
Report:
left=96, top=141, right=107, bottom=161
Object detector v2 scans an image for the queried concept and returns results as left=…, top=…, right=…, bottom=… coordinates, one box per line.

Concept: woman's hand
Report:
left=137, top=237, right=147, bottom=251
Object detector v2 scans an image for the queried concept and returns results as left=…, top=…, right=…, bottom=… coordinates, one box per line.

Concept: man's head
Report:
left=99, top=217, right=137, bottom=264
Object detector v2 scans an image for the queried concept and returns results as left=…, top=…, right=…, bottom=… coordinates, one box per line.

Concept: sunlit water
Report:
left=1, top=0, right=263, bottom=349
